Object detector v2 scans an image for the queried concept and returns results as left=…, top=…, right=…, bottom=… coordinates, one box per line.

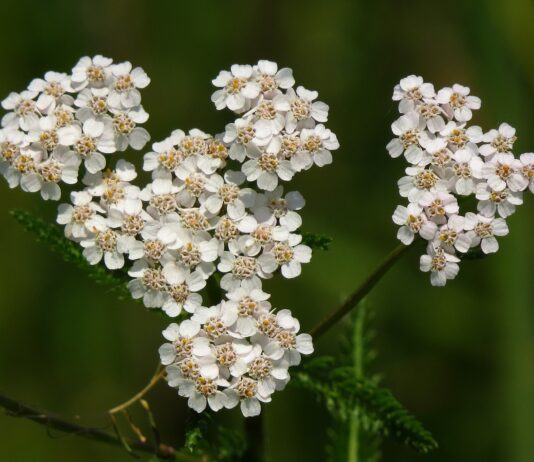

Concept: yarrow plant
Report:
left=388, top=75, right=533, bottom=286
left=2, top=57, right=532, bottom=462
left=0, top=57, right=338, bottom=418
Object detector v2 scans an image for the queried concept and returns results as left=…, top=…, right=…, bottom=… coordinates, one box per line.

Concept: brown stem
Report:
left=310, top=243, right=413, bottom=338
left=0, top=391, right=199, bottom=461
left=109, top=364, right=165, bottom=415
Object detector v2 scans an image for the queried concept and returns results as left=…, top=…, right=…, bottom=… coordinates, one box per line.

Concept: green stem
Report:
left=243, top=416, right=265, bottom=462
left=310, top=243, right=412, bottom=338
left=348, top=303, right=366, bottom=462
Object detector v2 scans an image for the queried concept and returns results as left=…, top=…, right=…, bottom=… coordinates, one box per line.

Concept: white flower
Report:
left=109, top=106, right=150, bottom=151
left=420, top=246, right=460, bottom=287
left=436, top=84, right=481, bottom=122
left=418, top=136, right=452, bottom=168
left=84, top=159, right=138, bottom=208
left=173, top=157, right=209, bottom=207
left=246, top=354, right=290, bottom=396
left=0, top=129, right=26, bottom=174
left=218, top=250, right=276, bottom=291
left=211, top=65, right=261, bottom=112
left=1, top=90, right=40, bottom=130
left=258, top=309, right=314, bottom=366
left=450, top=145, right=484, bottom=195
left=176, top=233, right=220, bottom=277
left=440, top=121, right=484, bottom=149
left=159, top=320, right=202, bottom=365
left=479, top=123, right=516, bottom=157
left=23, top=150, right=81, bottom=201
left=181, top=375, right=232, bottom=413
left=252, top=186, right=304, bottom=231
left=242, top=146, right=294, bottom=191
left=57, top=190, right=104, bottom=239
left=108, top=61, right=150, bottom=108
left=223, top=118, right=257, bottom=162
left=392, top=203, right=438, bottom=244
left=29, top=71, right=73, bottom=114
left=57, top=119, right=116, bottom=173
left=475, top=183, right=523, bottom=218
left=464, top=213, right=509, bottom=254
left=105, top=205, right=151, bottom=248
left=262, top=234, right=312, bottom=279
left=192, top=303, right=239, bottom=341
left=1, top=146, right=43, bottom=189
left=518, top=153, right=534, bottom=193
left=128, top=260, right=168, bottom=308
left=178, top=129, right=212, bottom=157
left=392, top=75, right=435, bottom=113
left=481, top=153, right=527, bottom=192
left=285, top=86, right=329, bottom=133
left=387, top=111, right=426, bottom=163
left=397, top=166, right=448, bottom=205
left=74, top=87, right=112, bottom=122
left=235, top=216, right=289, bottom=256
left=80, top=218, right=132, bottom=270
left=71, top=55, right=114, bottom=91
left=143, top=135, right=184, bottom=176
left=140, top=177, right=180, bottom=217
left=225, top=376, right=270, bottom=417
left=201, top=172, right=254, bottom=220
left=225, top=286, right=272, bottom=337
left=253, top=60, right=295, bottom=94
left=291, top=124, right=339, bottom=171
left=162, top=262, right=206, bottom=316
left=251, top=94, right=290, bottom=144
left=189, top=327, right=258, bottom=379
left=433, top=215, right=471, bottom=254
left=416, top=100, right=446, bottom=133
left=196, top=137, right=229, bottom=175
left=125, top=220, right=179, bottom=265
left=421, top=191, right=459, bottom=224
left=26, top=115, right=61, bottom=151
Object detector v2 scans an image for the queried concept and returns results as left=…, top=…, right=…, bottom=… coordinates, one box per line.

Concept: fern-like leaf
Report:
left=292, top=363, right=437, bottom=454
left=301, top=232, right=333, bottom=251
left=11, top=209, right=131, bottom=299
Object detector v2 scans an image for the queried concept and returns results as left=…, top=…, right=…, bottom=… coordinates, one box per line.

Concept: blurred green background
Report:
left=0, top=0, right=533, bottom=461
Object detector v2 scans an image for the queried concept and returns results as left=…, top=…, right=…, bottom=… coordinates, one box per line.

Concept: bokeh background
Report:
left=0, top=0, right=533, bottom=461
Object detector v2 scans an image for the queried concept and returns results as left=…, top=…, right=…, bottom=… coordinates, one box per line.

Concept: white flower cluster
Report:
left=0, top=56, right=150, bottom=200
left=388, top=75, right=534, bottom=286
left=0, top=58, right=338, bottom=417
left=150, top=60, right=339, bottom=416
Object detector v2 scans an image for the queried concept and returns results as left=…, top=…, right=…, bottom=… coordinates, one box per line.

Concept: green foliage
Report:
left=302, top=232, right=333, bottom=251
left=292, top=360, right=437, bottom=455
left=11, top=209, right=131, bottom=299
left=293, top=303, right=437, bottom=458
left=184, top=413, right=210, bottom=453
left=183, top=413, right=246, bottom=461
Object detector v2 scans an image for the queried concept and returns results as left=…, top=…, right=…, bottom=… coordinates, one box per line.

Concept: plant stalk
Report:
left=310, top=243, right=412, bottom=338
left=0, top=391, right=199, bottom=461
left=243, top=415, right=265, bottom=462
left=109, top=364, right=165, bottom=415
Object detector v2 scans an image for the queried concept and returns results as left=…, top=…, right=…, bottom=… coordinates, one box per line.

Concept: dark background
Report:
left=0, top=0, right=533, bottom=461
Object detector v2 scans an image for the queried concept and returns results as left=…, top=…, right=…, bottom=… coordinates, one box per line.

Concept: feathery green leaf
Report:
left=302, top=232, right=333, bottom=251
left=11, top=209, right=131, bottom=299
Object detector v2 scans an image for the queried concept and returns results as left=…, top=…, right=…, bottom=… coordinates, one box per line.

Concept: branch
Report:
left=0, top=392, right=200, bottom=461
left=310, top=243, right=413, bottom=338
left=109, top=364, right=165, bottom=415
